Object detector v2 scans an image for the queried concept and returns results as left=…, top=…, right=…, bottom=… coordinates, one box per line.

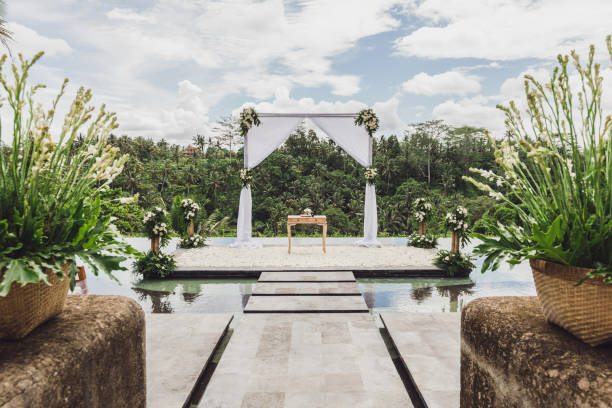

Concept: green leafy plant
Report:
left=134, top=251, right=175, bottom=279
left=434, top=250, right=475, bottom=277
left=0, top=52, right=138, bottom=296
left=464, top=36, right=612, bottom=283
left=407, top=233, right=437, bottom=249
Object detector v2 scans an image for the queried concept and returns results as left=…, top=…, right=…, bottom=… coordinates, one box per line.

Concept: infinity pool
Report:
left=82, top=237, right=536, bottom=314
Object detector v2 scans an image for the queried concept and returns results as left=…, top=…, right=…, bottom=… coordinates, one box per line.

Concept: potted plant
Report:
left=434, top=206, right=475, bottom=277
left=464, top=37, right=612, bottom=346
left=135, top=207, right=175, bottom=279
left=0, top=53, right=137, bottom=339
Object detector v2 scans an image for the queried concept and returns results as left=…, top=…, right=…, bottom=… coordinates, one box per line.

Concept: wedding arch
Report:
left=230, top=110, right=381, bottom=249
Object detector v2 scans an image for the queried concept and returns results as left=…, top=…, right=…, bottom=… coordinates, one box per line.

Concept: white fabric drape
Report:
left=230, top=185, right=261, bottom=248
left=310, top=116, right=371, bottom=167
left=232, top=113, right=380, bottom=249
left=355, top=182, right=382, bottom=247
left=246, top=117, right=303, bottom=169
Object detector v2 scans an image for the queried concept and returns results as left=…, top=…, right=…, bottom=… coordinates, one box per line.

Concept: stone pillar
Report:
left=461, top=296, right=612, bottom=408
left=0, top=295, right=146, bottom=408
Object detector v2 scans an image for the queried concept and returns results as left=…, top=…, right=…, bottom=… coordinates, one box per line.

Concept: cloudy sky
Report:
left=5, top=0, right=612, bottom=144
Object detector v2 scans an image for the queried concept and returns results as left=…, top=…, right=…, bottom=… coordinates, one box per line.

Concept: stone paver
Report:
left=253, top=281, right=362, bottom=295
left=245, top=295, right=368, bottom=313
left=146, top=313, right=232, bottom=408
left=258, top=271, right=356, bottom=282
left=381, top=313, right=460, bottom=408
left=199, top=314, right=412, bottom=407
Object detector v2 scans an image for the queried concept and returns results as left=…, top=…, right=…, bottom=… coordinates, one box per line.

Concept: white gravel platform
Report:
left=175, top=245, right=436, bottom=270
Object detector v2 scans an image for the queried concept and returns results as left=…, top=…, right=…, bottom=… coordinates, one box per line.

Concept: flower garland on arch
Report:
left=239, top=107, right=261, bottom=137
left=364, top=167, right=377, bottom=183
left=240, top=168, right=253, bottom=187
left=354, top=108, right=379, bottom=136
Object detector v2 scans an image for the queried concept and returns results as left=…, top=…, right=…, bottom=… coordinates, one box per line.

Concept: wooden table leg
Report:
left=288, top=223, right=292, bottom=254
left=322, top=223, right=327, bottom=253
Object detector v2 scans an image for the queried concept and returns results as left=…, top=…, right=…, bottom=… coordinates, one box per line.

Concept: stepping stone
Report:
left=199, top=314, right=413, bottom=407
left=146, top=313, right=232, bottom=408
left=252, top=281, right=362, bottom=295
left=244, top=295, right=368, bottom=313
left=258, top=271, right=355, bottom=282
left=381, top=313, right=460, bottom=408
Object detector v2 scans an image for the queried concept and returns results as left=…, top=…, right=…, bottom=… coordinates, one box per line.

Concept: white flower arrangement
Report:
left=444, top=205, right=471, bottom=247
left=354, top=108, right=379, bottom=136
left=179, top=233, right=206, bottom=248
left=181, top=198, right=200, bottom=222
left=143, top=206, right=169, bottom=244
left=240, top=168, right=253, bottom=186
left=239, top=107, right=261, bottom=136
left=364, top=167, right=377, bottom=182
left=303, top=208, right=313, bottom=216
left=412, top=198, right=433, bottom=223
left=407, top=232, right=437, bottom=249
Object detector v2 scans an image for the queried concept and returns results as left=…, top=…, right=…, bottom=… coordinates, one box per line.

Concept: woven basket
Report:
left=531, top=259, right=612, bottom=346
left=0, top=264, right=70, bottom=340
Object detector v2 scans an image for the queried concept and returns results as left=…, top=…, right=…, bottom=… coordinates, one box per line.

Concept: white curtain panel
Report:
left=246, top=116, right=304, bottom=169
left=230, top=185, right=262, bottom=248
left=310, top=116, right=372, bottom=167
left=355, top=182, right=382, bottom=247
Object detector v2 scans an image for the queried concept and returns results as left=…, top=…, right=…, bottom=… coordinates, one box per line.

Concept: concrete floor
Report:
left=252, top=281, right=362, bottom=295
left=258, top=271, right=357, bottom=281
left=381, top=313, right=461, bottom=408
left=146, top=313, right=232, bottom=408
left=245, top=295, right=369, bottom=313
left=199, top=314, right=413, bottom=408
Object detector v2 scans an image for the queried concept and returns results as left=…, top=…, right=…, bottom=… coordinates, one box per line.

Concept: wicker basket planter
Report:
left=0, top=264, right=70, bottom=340
left=530, top=259, right=612, bottom=346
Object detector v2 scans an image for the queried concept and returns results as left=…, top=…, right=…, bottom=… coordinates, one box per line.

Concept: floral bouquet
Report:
left=302, top=208, right=313, bottom=216
left=179, top=234, right=206, bottom=249
left=240, top=168, right=253, bottom=187
left=412, top=198, right=433, bottom=223
left=239, top=107, right=261, bottom=137
left=364, top=167, right=377, bottom=182
left=407, top=233, right=437, bottom=249
left=181, top=198, right=200, bottom=222
left=143, top=207, right=169, bottom=247
left=444, top=206, right=471, bottom=247
left=354, top=108, right=379, bottom=136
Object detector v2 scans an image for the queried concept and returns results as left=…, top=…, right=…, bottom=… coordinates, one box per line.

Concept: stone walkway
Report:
left=146, top=314, right=232, bottom=408
left=381, top=313, right=461, bottom=408
left=199, top=271, right=413, bottom=407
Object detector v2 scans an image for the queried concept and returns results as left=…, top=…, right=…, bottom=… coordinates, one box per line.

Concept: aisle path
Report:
left=199, top=271, right=413, bottom=407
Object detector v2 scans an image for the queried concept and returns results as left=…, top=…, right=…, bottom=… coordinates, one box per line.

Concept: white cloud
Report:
left=402, top=71, right=481, bottom=96
left=432, top=97, right=506, bottom=136
left=373, top=95, right=405, bottom=133
left=395, top=0, right=612, bottom=61
left=7, top=22, right=71, bottom=57
left=7, top=0, right=404, bottom=142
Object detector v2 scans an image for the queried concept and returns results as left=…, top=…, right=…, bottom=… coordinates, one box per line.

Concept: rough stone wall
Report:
left=460, top=296, right=612, bottom=408
left=0, top=295, right=146, bottom=408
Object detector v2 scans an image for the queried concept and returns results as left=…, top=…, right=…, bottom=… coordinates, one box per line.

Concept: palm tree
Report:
left=193, top=134, right=206, bottom=153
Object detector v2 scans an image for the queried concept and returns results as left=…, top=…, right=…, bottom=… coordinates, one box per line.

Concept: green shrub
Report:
left=434, top=250, right=475, bottom=277
left=134, top=251, right=176, bottom=279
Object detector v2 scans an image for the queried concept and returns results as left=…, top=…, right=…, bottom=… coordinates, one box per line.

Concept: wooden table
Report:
left=287, top=215, right=327, bottom=254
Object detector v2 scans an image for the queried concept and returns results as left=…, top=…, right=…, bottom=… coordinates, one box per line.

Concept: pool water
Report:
left=81, top=237, right=537, bottom=314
